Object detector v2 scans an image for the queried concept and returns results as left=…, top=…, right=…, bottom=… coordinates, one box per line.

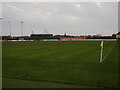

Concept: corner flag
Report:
left=100, top=41, right=104, bottom=63
left=101, top=41, right=103, bottom=47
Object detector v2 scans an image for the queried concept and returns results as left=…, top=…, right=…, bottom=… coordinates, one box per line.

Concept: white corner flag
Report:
left=100, top=41, right=104, bottom=63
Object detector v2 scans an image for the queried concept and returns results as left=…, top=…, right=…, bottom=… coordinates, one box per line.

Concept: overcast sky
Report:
left=2, top=2, right=118, bottom=36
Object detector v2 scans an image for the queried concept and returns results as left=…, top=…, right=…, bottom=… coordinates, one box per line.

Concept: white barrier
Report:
left=83, top=39, right=117, bottom=41
left=60, top=39, right=117, bottom=41
left=24, top=39, right=118, bottom=41
left=3, top=40, right=34, bottom=42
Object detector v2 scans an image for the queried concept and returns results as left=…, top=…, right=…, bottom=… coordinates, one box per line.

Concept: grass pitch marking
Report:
left=102, top=44, right=116, bottom=62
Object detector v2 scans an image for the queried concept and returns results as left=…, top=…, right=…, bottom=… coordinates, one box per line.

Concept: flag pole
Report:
left=100, top=41, right=103, bottom=63
left=21, top=21, right=23, bottom=36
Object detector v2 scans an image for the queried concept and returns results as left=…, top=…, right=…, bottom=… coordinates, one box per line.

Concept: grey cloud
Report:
left=2, top=2, right=118, bottom=36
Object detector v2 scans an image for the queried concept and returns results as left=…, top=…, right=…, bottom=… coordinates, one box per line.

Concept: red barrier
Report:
left=60, top=37, right=86, bottom=40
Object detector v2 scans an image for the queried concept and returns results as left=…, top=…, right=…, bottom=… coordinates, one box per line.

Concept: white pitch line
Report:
left=102, top=44, right=116, bottom=62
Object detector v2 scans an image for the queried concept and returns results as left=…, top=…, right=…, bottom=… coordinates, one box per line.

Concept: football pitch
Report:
left=2, top=41, right=118, bottom=88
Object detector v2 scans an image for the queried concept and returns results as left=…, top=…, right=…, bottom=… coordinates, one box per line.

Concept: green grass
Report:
left=2, top=41, right=118, bottom=88
left=2, top=78, right=95, bottom=88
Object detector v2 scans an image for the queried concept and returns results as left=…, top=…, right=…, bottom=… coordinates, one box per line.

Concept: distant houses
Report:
left=1, top=32, right=120, bottom=41
left=112, top=32, right=120, bottom=39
